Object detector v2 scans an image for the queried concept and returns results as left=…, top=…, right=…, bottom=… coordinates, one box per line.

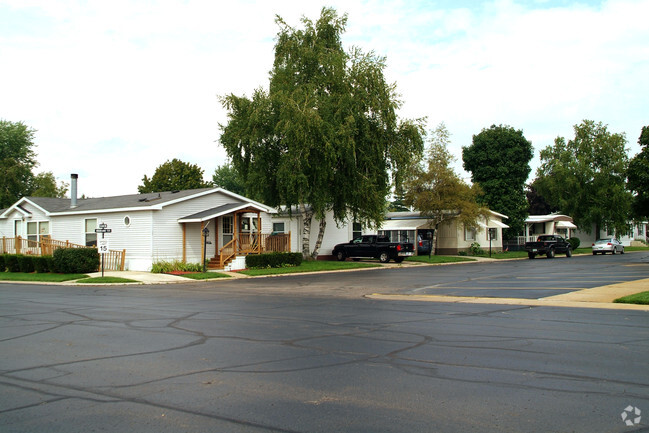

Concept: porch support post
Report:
left=256, top=211, right=261, bottom=254
left=234, top=212, right=239, bottom=255
left=200, top=221, right=205, bottom=265
left=214, top=217, right=219, bottom=259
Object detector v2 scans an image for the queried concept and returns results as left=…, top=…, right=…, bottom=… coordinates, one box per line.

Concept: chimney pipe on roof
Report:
left=71, top=174, right=78, bottom=208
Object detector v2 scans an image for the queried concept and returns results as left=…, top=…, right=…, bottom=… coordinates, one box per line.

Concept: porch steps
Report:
left=207, top=256, right=226, bottom=270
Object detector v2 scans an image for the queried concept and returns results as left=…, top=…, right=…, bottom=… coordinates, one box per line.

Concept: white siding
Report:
left=272, top=211, right=362, bottom=257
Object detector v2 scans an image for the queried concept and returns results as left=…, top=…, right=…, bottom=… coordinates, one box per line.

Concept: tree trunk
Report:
left=432, top=225, right=439, bottom=256
left=300, top=203, right=313, bottom=259
left=310, top=218, right=327, bottom=260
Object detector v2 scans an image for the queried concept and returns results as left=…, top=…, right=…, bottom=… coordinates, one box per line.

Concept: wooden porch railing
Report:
left=1, top=236, right=125, bottom=271
left=218, top=233, right=291, bottom=268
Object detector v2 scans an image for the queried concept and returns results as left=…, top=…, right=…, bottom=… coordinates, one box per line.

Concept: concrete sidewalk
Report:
left=367, top=278, right=649, bottom=311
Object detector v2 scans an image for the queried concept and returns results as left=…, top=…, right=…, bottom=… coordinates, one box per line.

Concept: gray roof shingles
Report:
left=24, top=188, right=215, bottom=213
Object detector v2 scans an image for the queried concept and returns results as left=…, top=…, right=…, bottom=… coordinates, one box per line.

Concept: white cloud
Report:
left=0, top=0, right=647, bottom=197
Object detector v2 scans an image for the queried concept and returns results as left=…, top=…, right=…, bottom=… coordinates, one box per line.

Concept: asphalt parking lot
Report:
left=1, top=252, right=648, bottom=432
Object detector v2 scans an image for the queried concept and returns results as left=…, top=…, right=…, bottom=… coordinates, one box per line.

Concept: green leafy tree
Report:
left=220, top=8, right=424, bottom=258
left=0, top=120, right=37, bottom=207
left=212, top=162, right=248, bottom=197
left=526, top=179, right=558, bottom=215
left=405, top=123, right=486, bottom=254
left=31, top=172, right=69, bottom=198
left=627, top=126, right=649, bottom=219
left=462, top=124, right=533, bottom=240
left=138, top=158, right=211, bottom=193
left=535, top=120, right=631, bottom=236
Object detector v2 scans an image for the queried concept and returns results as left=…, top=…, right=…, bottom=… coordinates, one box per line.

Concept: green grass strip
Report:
left=239, top=260, right=381, bottom=276
left=406, top=256, right=477, bottom=263
left=180, top=272, right=231, bottom=280
left=76, top=277, right=139, bottom=284
left=0, top=272, right=89, bottom=282
left=614, top=291, right=649, bottom=305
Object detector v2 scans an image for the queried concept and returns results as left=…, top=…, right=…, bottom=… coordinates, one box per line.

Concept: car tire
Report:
left=528, top=252, right=535, bottom=259
left=592, top=251, right=597, bottom=255
left=547, top=249, right=555, bottom=258
left=566, top=248, right=572, bottom=257
left=612, top=248, right=616, bottom=255
left=621, top=248, right=625, bottom=254
left=379, top=252, right=390, bottom=263
left=336, top=251, right=346, bottom=261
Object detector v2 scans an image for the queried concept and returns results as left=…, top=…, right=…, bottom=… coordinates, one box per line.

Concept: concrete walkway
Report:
left=367, top=277, right=649, bottom=311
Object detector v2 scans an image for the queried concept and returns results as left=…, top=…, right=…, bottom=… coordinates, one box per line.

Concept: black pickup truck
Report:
left=332, top=235, right=415, bottom=263
left=524, top=235, right=573, bottom=259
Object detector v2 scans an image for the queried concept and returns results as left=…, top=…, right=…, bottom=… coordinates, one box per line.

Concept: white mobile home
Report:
left=0, top=177, right=280, bottom=271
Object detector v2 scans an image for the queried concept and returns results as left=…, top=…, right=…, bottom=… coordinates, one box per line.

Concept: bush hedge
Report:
left=5, top=255, right=21, bottom=273
left=246, top=252, right=303, bottom=269
left=17, top=255, right=35, bottom=273
left=33, top=256, right=51, bottom=273
left=53, top=248, right=100, bottom=273
left=0, top=254, right=5, bottom=272
left=568, top=237, right=581, bottom=250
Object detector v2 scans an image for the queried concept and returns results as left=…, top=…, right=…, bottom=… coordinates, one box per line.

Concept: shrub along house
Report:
left=0, top=175, right=285, bottom=271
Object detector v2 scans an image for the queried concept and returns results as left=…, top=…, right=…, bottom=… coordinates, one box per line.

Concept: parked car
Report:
left=592, top=238, right=625, bottom=255
left=524, top=235, right=572, bottom=259
left=417, top=235, right=432, bottom=255
left=332, top=235, right=414, bottom=263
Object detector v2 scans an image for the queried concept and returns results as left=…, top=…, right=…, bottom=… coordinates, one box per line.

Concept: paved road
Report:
left=1, top=253, right=648, bottom=432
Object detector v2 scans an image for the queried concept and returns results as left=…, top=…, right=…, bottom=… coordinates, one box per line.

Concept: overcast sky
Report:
left=1, top=0, right=647, bottom=198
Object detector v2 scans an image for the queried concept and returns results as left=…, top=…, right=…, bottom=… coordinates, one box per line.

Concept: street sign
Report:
left=95, top=228, right=112, bottom=234
left=98, top=239, right=110, bottom=255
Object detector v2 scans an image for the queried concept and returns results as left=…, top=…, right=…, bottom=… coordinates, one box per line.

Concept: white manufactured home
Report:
left=0, top=176, right=282, bottom=271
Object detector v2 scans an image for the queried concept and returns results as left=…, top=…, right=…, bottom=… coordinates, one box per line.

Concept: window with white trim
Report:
left=464, top=227, right=476, bottom=241
left=85, top=219, right=97, bottom=246
left=27, top=221, right=49, bottom=243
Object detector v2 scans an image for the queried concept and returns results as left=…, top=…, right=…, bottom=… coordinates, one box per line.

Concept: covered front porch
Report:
left=178, top=203, right=290, bottom=270
left=515, top=214, right=577, bottom=246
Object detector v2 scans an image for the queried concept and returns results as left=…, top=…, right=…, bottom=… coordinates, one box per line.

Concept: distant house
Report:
left=272, top=209, right=510, bottom=258
left=522, top=214, right=578, bottom=243
left=0, top=175, right=281, bottom=271
left=573, top=221, right=648, bottom=247
left=379, top=210, right=509, bottom=255
left=519, top=214, right=648, bottom=247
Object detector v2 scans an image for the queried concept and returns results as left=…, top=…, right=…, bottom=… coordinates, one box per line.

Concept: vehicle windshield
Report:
left=595, top=239, right=612, bottom=244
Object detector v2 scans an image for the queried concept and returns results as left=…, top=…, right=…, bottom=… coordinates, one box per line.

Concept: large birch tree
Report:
left=220, top=7, right=424, bottom=259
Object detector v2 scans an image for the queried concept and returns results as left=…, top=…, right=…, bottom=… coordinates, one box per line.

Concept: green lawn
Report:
left=180, top=272, right=231, bottom=280
left=76, top=276, right=139, bottom=284
left=406, top=255, right=477, bottom=264
left=239, top=260, right=381, bottom=276
left=0, top=272, right=89, bottom=282
left=614, top=291, right=649, bottom=305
